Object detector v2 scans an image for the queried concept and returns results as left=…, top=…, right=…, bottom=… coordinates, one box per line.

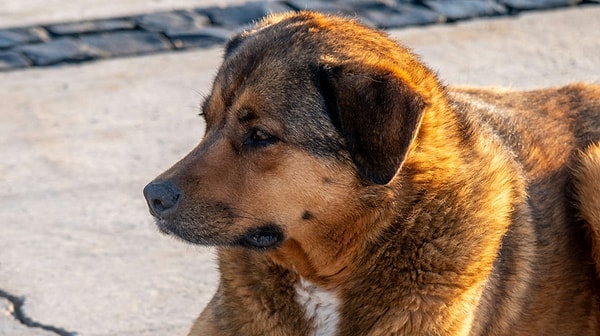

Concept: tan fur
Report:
left=143, top=11, right=600, bottom=336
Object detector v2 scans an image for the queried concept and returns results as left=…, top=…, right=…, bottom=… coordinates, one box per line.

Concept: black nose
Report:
left=143, top=181, right=181, bottom=218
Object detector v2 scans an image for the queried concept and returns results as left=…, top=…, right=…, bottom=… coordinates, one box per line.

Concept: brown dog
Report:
left=143, top=11, right=600, bottom=335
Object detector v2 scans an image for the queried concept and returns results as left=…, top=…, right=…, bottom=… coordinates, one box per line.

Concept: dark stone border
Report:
left=0, top=289, right=77, bottom=336
left=0, top=0, right=597, bottom=71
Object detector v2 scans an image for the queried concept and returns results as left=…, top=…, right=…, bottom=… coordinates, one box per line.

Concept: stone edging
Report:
left=0, top=0, right=598, bottom=71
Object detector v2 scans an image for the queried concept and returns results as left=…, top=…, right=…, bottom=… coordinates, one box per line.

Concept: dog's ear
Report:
left=224, top=34, right=246, bottom=58
left=317, top=64, right=426, bottom=185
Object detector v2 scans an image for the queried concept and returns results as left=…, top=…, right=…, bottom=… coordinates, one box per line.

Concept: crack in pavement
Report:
left=0, top=289, right=77, bottom=336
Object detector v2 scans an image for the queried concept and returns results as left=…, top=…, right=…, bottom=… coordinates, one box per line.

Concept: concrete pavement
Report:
left=1, top=4, right=600, bottom=336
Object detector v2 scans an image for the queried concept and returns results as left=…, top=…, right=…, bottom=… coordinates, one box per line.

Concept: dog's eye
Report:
left=244, top=128, right=277, bottom=147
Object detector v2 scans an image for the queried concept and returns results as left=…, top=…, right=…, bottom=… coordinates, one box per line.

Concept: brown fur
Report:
left=143, top=11, right=600, bottom=335
left=573, top=142, right=600, bottom=278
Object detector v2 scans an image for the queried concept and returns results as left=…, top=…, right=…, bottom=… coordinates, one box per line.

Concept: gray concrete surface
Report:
left=1, top=5, right=599, bottom=336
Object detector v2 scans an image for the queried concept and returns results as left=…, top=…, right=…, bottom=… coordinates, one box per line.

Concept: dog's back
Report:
left=450, top=84, right=600, bottom=333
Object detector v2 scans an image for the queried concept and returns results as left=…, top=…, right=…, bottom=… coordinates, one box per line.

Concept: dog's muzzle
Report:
left=143, top=180, right=181, bottom=219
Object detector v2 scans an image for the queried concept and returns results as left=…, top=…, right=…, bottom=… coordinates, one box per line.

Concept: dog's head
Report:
left=143, top=11, right=442, bottom=253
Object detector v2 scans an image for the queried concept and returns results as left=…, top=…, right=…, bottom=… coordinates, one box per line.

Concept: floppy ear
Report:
left=318, top=64, right=426, bottom=185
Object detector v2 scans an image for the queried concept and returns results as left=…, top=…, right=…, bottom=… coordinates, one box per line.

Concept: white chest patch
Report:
left=294, top=277, right=341, bottom=336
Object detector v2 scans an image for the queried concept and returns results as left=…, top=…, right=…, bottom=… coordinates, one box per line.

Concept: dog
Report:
left=143, top=11, right=600, bottom=335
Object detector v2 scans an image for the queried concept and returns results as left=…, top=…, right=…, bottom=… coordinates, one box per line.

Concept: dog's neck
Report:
left=267, top=200, right=394, bottom=289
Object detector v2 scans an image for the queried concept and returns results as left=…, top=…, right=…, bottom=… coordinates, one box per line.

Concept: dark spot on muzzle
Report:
left=302, top=210, right=314, bottom=220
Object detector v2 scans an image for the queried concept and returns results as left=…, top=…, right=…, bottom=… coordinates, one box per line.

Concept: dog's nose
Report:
left=143, top=181, right=181, bottom=218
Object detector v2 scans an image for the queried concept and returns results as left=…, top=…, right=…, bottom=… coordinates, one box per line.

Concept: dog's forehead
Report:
left=206, top=39, right=320, bottom=124
left=206, top=13, right=345, bottom=119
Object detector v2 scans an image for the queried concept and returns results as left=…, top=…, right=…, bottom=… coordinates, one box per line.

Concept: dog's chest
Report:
left=294, top=277, right=341, bottom=336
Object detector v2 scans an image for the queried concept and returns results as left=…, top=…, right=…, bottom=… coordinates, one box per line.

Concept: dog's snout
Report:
left=143, top=181, right=181, bottom=218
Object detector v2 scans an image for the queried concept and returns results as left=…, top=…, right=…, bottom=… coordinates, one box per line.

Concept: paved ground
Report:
left=1, top=3, right=599, bottom=336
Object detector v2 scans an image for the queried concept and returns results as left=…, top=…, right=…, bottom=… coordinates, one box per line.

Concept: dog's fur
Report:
left=144, top=11, right=600, bottom=335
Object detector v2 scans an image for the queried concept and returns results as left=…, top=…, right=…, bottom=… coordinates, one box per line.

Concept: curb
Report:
left=0, top=0, right=597, bottom=71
